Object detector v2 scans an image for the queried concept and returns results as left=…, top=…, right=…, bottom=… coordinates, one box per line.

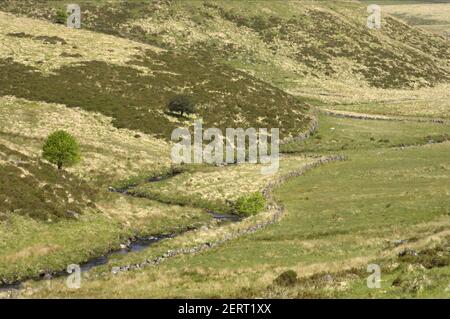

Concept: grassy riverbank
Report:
left=15, top=114, right=450, bottom=298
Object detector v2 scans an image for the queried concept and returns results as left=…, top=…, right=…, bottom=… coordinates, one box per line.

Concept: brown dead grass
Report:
left=0, top=11, right=163, bottom=74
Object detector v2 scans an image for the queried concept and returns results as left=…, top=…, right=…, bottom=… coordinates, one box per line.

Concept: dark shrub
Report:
left=167, top=95, right=195, bottom=117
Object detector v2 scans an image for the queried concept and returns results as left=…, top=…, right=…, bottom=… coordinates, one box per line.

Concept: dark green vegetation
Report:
left=274, top=270, right=299, bottom=287
left=0, top=52, right=309, bottom=140
left=7, top=32, right=67, bottom=44
left=0, top=144, right=95, bottom=221
left=43, top=130, right=81, bottom=169
left=167, top=94, right=195, bottom=117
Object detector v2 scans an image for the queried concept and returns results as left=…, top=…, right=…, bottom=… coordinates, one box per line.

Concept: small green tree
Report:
left=167, top=95, right=195, bottom=117
left=43, top=130, right=81, bottom=170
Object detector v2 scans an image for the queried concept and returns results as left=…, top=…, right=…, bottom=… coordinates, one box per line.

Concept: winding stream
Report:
left=0, top=172, right=240, bottom=291
left=79, top=234, right=174, bottom=273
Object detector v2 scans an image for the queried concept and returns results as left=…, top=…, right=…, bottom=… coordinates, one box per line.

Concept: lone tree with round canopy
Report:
left=167, top=95, right=195, bottom=117
left=43, top=130, right=81, bottom=170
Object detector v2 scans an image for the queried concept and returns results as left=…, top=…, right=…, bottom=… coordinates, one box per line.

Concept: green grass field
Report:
left=282, top=113, right=450, bottom=153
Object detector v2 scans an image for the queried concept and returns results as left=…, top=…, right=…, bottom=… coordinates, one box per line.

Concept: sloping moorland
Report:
left=0, top=0, right=449, bottom=298
left=369, top=1, right=450, bottom=39
left=2, top=0, right=449, bottom=115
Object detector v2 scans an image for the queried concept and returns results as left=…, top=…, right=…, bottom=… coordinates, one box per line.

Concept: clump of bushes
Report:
left=55, top=8, right=68, bottom=25
left=398, top=246, right=450, bottom=269
left=167, top=94, right=195, bottom=117
left=234, top=192, right=266, bottom=217
left=43, top=130, right=81, bottom=170
left=274, top=270, right=298, bottom=287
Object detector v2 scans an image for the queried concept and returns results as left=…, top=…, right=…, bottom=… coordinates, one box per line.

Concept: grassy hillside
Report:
left=3, top=0, right=449, bottom=88
left=1, top=0, right=448, bottom=117
left=0, top=3, right=314, bottom=283
left=0, top=96, right=172, bottom=185
left=0, top=144, right=96, bottom=221
left=0, top=95, right=215, bottom=284
left=0, top=9, right=312, bottom=140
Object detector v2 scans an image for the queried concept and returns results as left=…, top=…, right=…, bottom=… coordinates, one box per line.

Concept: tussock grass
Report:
left=129, top=155, right=315, bottom=214
left=95, top=194, right=211, bottom=236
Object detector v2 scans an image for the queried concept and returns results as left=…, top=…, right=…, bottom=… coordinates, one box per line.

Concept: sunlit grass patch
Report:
left=96, top=194, right=212, bottom=236
left=282, top=114, right=450, bottom=154
left=312, top=83, right=450, bottom=118
left=0, top=11, right=161, bottom=73
left=128, top=155, right=316, bottom=214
